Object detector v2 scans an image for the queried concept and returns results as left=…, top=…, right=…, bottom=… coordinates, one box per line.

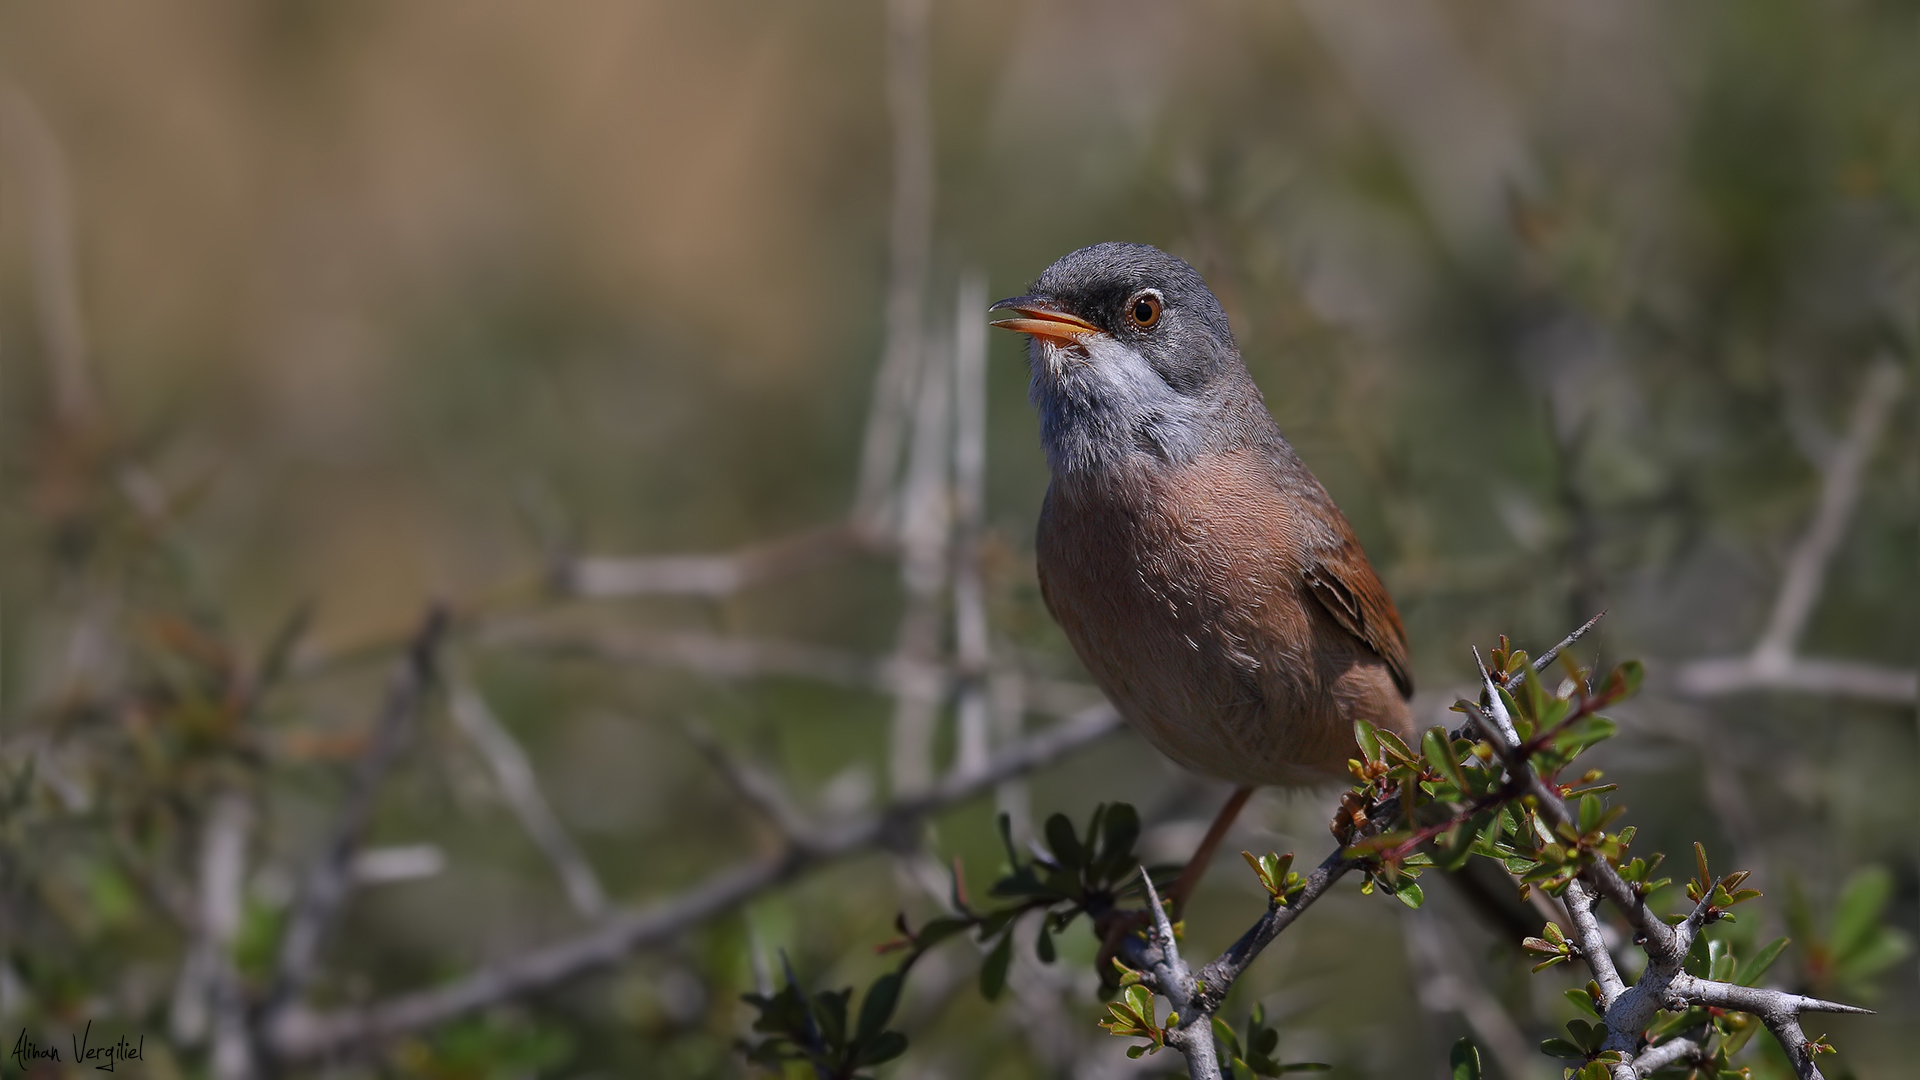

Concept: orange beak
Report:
left=988, top=296, right=1100, bottom=343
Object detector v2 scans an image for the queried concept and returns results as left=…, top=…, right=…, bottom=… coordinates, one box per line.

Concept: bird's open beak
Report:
left=988, top=295, right=1099, bottom=343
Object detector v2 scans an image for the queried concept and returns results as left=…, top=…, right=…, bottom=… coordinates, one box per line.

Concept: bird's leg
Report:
left=1167, top=785, right=1255, bottom=919
left=1093, top=786, right=1258, bottom=983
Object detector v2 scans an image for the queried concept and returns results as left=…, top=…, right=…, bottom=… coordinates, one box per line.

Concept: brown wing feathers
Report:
left=1304, top=534, right=1414, bottom=699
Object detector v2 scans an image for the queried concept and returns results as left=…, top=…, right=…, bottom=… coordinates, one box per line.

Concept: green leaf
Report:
left=1449, top=1037, right=1483, bottom=1080
left=813, top=987, right=850, bottom=1047
left=975, top=907, right=1022, bottom=940
left=1423, top=727, right=1469, bottom=794
left=1708, top=938, right=1735, bottom=983
left=1212, top=1015, right=1242, bottom=1058
left=1831, top=927, right=1913, bottom=985
left=1376, top=728, right=1416, bottom=764
left=996, top=812, right=1020, bottom=868
left=1682, top=932, right=1711, bottom=978
left=1390, top=880, right=1425, bottom=909
left=1354, top=719, right=1382, bottom=764
left=1577, top=794, right=1603, bottom=835
left=856, top=972, right=903, bottom=1042
left=1737, top=937, right=1791, bottom=986
left=1564, top=987, right=1601, bottom=1019
left=1600, top=659, right=1644, bottom=702
left=979, top=932, right=1014, bottom=1001
left=914, top=917, right=969, bottom=950
left=853, top=1030, right=909, bottom=1068
left=1045, top=813, right=1083, bottom=870
left=1549, top=716, right=1617, bottom=754
left=1831, top=865, right=1893, bottom=962
left=1035, top=924, right=1056, bottom=964
left=1100, top=802, right=1141, bottom=878
left=1539, top=1037, right=1586, bottom=1059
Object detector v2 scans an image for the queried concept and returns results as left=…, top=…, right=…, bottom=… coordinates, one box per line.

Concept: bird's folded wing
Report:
left=1303, top=536, right=1414, bottom=699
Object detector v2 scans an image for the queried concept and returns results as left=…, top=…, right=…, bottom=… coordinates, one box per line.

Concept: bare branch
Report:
left=0, top=85, right=96, bottom=429
left=889, top=296, right=953, bottom=796
left=951, top=272, right=992, bottom=779
left=448, top=676, right=607, bottom=918
left=1630, top=1036, right=1703, bottom=1075
left=1405, top=907, right=1549, bottom=1080
left=266, top=606, right=448, bottom=1010
left=853, top=0, right=936, bottom=529
left=1678, top=359, right=1914, bottom=704
left=1674, top=655, right=1915, bottom=704
left=1503, top=609, right=1607, bottom=692
left=170, top=791, right=251, bottom=1046
left=263, top=704, right=1122, bottom=1064
left=676, top=717, right=819, bottom=845
left=560, top=524, right=864, bottom=600
left=1562, top=879, right=1624, bottom=1004
left=1135, top=869, right=1222, bottom=1080
left=1187, top=848, right=1358, bottom=1017
left=1752, top=359, right=1904, bottom=664
left=478, top=622, right=1105, bottom=722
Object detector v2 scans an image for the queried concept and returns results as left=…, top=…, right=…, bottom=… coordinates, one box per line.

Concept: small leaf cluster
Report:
left=1788, top=865, right=1913, bottom=1000
left=738, top=965, right=908, bottom=1080
left=1210, top=1003, right=1330, bottom=1077
left=742, top=803, right=1160, bottom=1075
left=1099, top=980, right=1174, bottom=1059
left=1240, top=850, right=1306, bottom=906
left=973, top=803, right=1167, bottom=995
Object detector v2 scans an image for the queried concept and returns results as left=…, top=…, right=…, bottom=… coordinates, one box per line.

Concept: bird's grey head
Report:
left=990, top=242, right=1261, bottom=476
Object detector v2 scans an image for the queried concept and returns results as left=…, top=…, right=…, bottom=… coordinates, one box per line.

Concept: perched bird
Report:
left=991, top=242, right=1415, bottom=912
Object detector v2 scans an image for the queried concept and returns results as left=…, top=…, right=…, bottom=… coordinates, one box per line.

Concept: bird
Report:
left=990, top=242, right=1416, bottom=918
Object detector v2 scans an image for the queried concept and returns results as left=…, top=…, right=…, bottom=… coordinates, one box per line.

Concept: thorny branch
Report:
left=1071, top=614, right=1872, bottom=1080
left=1678, top=359, right=1914, bottom=704
left=1464, top=658, right=1869, bottom=1079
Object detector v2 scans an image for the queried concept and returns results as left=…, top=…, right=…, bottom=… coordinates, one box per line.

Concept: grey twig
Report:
left=1188, top=848, right=1357, bottom=1017
left=1561, top=879, right=1624, bottom=1002
left=448, top=676, right=607, bottom=918
left=1628, top=1036, right=1702, bottom=1075
left=262, top=704, right=1122, bottom=1064
left=0, top=85, right=96, bottom=429
left=888, top=287, right=953, bottom=796
left=1502, top=609, right=1607, bottom=692
left=1678, top=359, right=1913, bottom=703
left=479, top=622, right=1103, bottom=724
left=1134, top=869, right=1221, bottom=1080
left=170, top=790, right=252, bottom=1056
left=267, top=606, right=448, bottom=1013
left=560, top=524, right=864, bottom=600
left=951, top=272, right=993, bottom=779
left=677, top=718, right=820, bottom=845
left=1107, top=843, right=1358, bottom=1080
left=853, top=0, right=936, bottom=530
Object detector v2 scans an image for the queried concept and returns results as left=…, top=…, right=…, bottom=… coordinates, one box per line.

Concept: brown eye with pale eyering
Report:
left=1128, top=293, right=1163, bottom=329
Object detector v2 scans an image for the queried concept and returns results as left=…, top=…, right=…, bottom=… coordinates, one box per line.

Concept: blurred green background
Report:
left=1, top=1, right=1913, bottom=1077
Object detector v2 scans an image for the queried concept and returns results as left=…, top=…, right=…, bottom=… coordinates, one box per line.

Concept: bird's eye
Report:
left=1128, top=293, right=1163, bottom=329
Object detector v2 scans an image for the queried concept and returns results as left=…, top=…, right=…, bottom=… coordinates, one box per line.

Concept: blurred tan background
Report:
left=1, top=1, right=1913, bottom=1077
